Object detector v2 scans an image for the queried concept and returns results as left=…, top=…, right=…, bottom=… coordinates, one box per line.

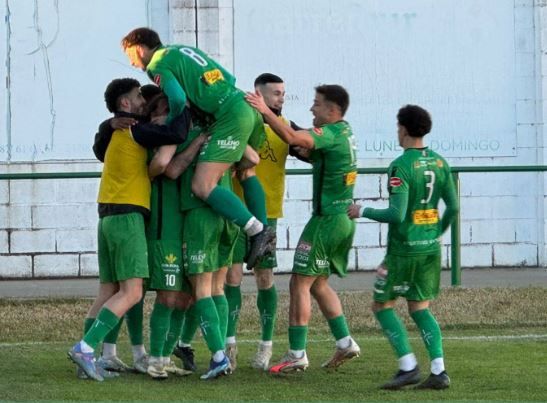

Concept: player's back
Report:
left=387, top=147, right=452, bottom=256
left=147, top=45, right=238, bottom=115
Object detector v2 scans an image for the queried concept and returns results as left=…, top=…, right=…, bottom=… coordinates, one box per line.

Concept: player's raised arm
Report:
left=246, top=91, right=314, bottom=149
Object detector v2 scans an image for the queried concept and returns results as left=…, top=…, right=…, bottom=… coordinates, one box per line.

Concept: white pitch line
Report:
left=1, top=333, right=546, bottom=348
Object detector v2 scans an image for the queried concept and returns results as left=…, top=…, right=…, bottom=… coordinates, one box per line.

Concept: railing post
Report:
left=450, top=172, right=461, bottom=286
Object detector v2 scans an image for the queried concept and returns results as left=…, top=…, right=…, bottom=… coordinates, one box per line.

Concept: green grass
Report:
left=1, top=332, right=546, bottom=402
left=1, top=288, right=546, bottom=402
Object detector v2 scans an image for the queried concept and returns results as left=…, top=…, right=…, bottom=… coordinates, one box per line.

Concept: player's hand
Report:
left=110, top=117, right=137, bottom=129
left=347, top=203, right=362, bottom=219
left=197, top=133, right=210, bottom=145
left=245, top=90, right=268, bottom=114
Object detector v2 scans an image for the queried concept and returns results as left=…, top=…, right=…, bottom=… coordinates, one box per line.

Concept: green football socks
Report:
left=411, top=308, right=444, bottom=360
left=206, top=186, right=253, bottom=228
left=375, top=308, right=413, bottom=358
left=241, top=176, right=268, bottom=225
left=149, top=302, right=173, bottom=357
left=257, top=286, right=277, bottom=341
left=212, top=294, right=229, bottom=343
left=225, top=284, right=242, bottom=339
left=327, top=315, right=350, bottom=341
left=288, top=325, right=308, bottom=351
left=180, top=304, right=200, bottom=345
left=195, top=297, right=224, bottom=353
left=163, top=308, right=186, bottom=357
left=83, top=308, right=121, bottom=351
left=125, top=297, right=144, bottom=346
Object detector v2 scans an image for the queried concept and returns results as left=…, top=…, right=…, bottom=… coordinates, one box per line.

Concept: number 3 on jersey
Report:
left=421, top=170, right=435, bottom=204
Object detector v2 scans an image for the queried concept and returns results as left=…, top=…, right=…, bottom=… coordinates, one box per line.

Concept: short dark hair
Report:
left=140, top=84, right=162, bottom=103
left=397, top=105, right=432, bottom=137
left=254, top=73, right=284, bottom=87
left=315, top=84, right=350, bottom=116
left=121, top=27, right=162, bottom=50
left=104, top=78, right=141, bottom=113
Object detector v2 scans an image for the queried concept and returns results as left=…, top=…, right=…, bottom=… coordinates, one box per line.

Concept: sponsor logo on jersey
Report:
left=202, top=68, right=225, bottom=85
left=153, top=74, right=161, bottom=86
left=190, top=250, right=206, bottom=264
left=315, top=258, right=329, bottom=268
left=217, top=136, right=240, bottom=150
left=312, top=127, right=323, bottom=135
left=389, top=177, right=402, bottom=187
left=165, top=253, right=177, bottom=265
left=412, top=209, right=439, bottom=225
left=344, top=171, right=357, bottom=186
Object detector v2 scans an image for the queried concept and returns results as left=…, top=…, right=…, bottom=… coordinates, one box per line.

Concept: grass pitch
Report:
left=0, top=287, right=546, bottom=402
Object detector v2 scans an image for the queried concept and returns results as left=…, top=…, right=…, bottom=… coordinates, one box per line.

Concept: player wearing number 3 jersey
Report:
left=122, top=28, right=274, bottom=273
left=348, top=105, right=459, bottom=391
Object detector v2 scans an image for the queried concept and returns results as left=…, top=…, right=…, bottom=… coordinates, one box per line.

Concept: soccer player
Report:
left=246, top=85, right=361, bottom=373
left=68, top=78, right=188, bottom=381
left=225, top=73, right=293, bottom=371
left=144, top=93, right=208, bottom=379
left=121, top=27, right=275, bottom=270
left=348, top=105, right=459, bottom=390
left=164, top=125, right=242, bottom=380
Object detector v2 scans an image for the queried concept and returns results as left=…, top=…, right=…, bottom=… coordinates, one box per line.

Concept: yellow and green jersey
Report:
left=383, top=148, right=457, bottom=256
left=147, top=45, right=238, bottom=122
left=97, top=128, right=150, bottom=212
left=309, top=121, right=358, bottom=216
left=233, top=116, right=290, bottom=218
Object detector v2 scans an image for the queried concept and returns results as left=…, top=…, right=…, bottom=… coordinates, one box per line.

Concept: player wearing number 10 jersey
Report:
left=348, top=105, right=459, bottom=391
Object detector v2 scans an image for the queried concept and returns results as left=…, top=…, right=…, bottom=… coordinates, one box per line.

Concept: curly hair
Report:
left=104, top=78, right=141, bottom=113
left=397, top=105, right=432, bottom=137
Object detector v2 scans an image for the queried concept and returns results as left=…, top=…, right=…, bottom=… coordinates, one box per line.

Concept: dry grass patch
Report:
left=1, top=287, right=546, bottom=343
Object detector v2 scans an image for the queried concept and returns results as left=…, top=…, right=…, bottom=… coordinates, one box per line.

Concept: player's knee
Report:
left=191, top=179, right=213, bottom=200
left=255, top=271, right=273, bottom=289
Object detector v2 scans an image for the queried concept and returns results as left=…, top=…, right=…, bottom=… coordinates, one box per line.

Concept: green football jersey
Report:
left=147, top=175, right=183, bottom=241
left=386, top=147, right=455, bottom=256
left=179, top=128, right=232, bottom=212
left=309, top=121, right=358, bottom=215
left=147, top=45, right=238, bottom=117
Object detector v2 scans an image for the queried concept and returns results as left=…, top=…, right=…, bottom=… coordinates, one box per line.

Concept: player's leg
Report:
left=310, top=215, right=359, bottom=369
left=252, top=267, right=277, bottom=370
left=193, top=101, right=273, bottom=269
left=224, top=230, right=245, bottom=370
left=408, top=253, right=449, bottom=390
left=69, top=214, right=147, bottom=381
left=310, top=276, right=360, bottom=369
left=163, top=290, right=193, bottom=376
left=184, top=208, right=230, bottom=379
left=147, top=290, right=175, bottom=379
left=125, top=296, right=148, bottom=373
left=174, top=303, right=199, bottom=372
left=373, top=255, right=420, bottom=390
left=269, top=273, right=313, bottom=373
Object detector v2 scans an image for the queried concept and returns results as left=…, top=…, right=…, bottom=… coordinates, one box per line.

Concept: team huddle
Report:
left=67, top=27, right=459, bottom=390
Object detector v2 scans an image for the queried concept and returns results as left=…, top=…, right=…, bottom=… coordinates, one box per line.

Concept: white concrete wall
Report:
left=1, top=0, right=546, bottom=278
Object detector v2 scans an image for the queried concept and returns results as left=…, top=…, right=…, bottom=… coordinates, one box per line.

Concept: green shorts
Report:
left=147, top=239, right=191, bottom=293
left=292, top=214, right=355, bottom=278
left=232, top=218, right=277, bottom=269
left=98, top=213, right=149, bottom=283
left=373, top=252, right=441, bottom=302
left=199, top=95, right=265, bottom=163
left=183, top=207, right=240, bottom=276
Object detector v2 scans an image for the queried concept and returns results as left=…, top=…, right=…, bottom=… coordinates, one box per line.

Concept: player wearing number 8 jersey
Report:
left=122, top=28, right=274, bottom=271
left=348, top=105, right=459, bottom=391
